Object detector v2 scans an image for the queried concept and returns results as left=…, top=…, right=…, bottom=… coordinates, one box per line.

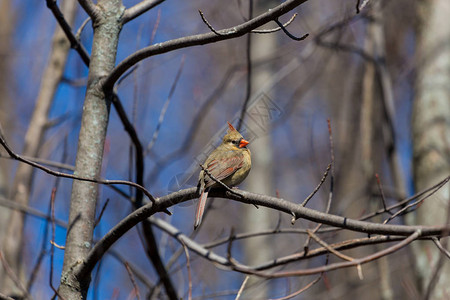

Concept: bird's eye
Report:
left=232, top=140, right=239, bottom=145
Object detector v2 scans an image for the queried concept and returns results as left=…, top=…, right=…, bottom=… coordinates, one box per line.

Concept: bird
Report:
left=194, top=122, right=251, bottom=229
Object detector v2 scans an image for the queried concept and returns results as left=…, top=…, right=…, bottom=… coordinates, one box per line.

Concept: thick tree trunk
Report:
left=242, top=1, right=277, bottom=298
left=412, top=0, right=450, bottom=298
left=58, top=1, right=124, bottom=299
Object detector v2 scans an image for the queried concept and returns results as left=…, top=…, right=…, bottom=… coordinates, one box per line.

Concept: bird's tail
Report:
left=194, top=189, right=208, bottom=229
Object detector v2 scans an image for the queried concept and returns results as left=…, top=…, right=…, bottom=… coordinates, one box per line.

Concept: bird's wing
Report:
left=203, top=150, right=243, bottom=188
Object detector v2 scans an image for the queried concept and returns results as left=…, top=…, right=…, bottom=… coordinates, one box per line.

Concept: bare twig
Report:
left=75, top=17, right=91, bottom=40
left=0, top=195, right=66, bottom=228
left=94, top=198, right=110, bottom=228
left=116, top=65, right=139, bottom=88
left=0, top=154, right=75, bottom=171
left=49, top=188, right=64, bottom=298
left=235, top=276, right=250, bottom=300
left=50, top=241, right=65, bottom=250
left=122, top=0, right=165, bottom=24
left=382, top=178, right=447, bottom=224
left=0, top=154, right=130, bottom=199
left=0, top=251, right=31, bottom=299
left=268, top=275, right=321, bottom=300
left=180, top=241, right=192, bottom=300
left=0, top=132, right=168, bottom=211
left=107, top=250, right=154, bottom=288
left=301, top=163, right=331, bottom=206
left=151, top=9, right=161, bottom=43
left=198, top=10, right=223, bottom=36
left=423, top=200, right=450, bottom=300
left=146, top=56, right=185, bottom=152
left=375, top=173, right=390, bottom=212
left=124, top=262, right=141, bottom=300
left=307, top=230, right=354, bottom=262
left=303, top=120, right=335, bottom=253
left=0, top=294, right=14, bottom=300
left=46, top=0, right=90, bottom=65
left=273, top=18, right=308, bottom=41
left=360, top=176, right=449, bottom=222
left=432, top=238, right=450, bottom=259
left=227, top=227, right=236, bottom=262
left=253, top=14, right=298, bottom=33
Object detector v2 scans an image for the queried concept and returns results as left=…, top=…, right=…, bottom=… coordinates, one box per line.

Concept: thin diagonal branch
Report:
left=0, top=251, right=31, bottom=299
left=268, top=275, right=321, bottom=300
left=307, top=230, right=353, bottom=262
left=301, top=163, right=331, bottom=206
left=198, top=10, right=222, bottom=36
left=382, top=178, right=446, bottom=224
left=46, top=0, right=90, bottom=65
left=77, top=0, right=99, bottom=19
left=122, top=0, right=165, bottom=24
left=146, top=56, right=185, bottom=152
left=432, top=238, right=450, bottom=259
left=0, top=130, right=162, bottom=207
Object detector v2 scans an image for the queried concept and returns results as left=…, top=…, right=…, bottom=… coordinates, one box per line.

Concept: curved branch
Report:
left=274, top=18, right=309, bottom=41
left=102, top=0, right=310, bottom=91
left=76, top=183, right=450, bottom=280
left=198, top=10, right=223, bottom=36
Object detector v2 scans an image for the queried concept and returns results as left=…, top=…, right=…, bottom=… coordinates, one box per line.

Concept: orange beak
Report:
left=239, top=138, right=249, bottom=148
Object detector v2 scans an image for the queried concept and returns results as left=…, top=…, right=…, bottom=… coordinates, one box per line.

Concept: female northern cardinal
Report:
left=194, top=122, right=251, bottom=229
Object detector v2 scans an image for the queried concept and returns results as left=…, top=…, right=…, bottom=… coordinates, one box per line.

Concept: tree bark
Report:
left=242, top=0, right=277, bottom=298
left=412, top=0, right=450, bottom=298
left=58, top=1, right=124, bottom=299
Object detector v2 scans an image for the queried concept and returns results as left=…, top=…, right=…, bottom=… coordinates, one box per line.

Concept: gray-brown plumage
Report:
left=194, top=122, right=251, bottom=229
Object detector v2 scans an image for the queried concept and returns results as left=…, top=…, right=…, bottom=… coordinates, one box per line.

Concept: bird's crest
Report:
left=227, top=121, right=237, bottom=132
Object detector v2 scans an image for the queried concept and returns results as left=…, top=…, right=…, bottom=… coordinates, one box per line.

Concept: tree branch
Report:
left=46, top=0, right=90, bottom=65
left=77, top=0, right=99, bottom=19
left=122, top=0, right=165, bottom=24
left=229, top=230, right=422, bottom=278
left=76, top=183, right=450, bottom=280
left=102, top=0, right=310, bottom=91
left=0, top=132, right=160, bottom=206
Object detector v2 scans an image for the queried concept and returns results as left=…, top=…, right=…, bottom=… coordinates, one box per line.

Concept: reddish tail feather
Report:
left=194, top=189, right=208, bottom=229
